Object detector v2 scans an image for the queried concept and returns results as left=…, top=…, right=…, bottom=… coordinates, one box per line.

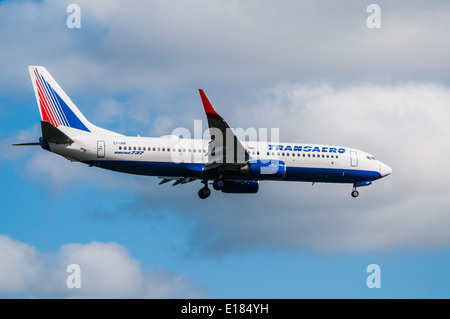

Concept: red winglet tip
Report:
left=199, top=89, right=220, bottom=119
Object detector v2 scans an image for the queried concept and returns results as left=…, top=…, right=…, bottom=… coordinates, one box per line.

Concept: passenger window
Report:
left=119, top=146, right=122, bottom=150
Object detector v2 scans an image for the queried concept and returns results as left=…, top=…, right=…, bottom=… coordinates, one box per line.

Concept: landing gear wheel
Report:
left=351, top=190, right=359, bottom=198
left=198, top=187, right=211, bottom=199
left=212, top=179, right=224, bottom=191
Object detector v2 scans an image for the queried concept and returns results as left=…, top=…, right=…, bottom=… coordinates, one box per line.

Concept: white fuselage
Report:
left=48, top=128, right=392, bottom=184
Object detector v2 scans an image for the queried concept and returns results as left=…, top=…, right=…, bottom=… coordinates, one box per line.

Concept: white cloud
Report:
left=24, top=151, right=97, bottom=191
left=0, top=125, right=40, bottom=160
left=0, top=234, right=205, bottom=298
left=2, top=0, right=450, bottom=97
left=0, top=235, right=42, bottom=295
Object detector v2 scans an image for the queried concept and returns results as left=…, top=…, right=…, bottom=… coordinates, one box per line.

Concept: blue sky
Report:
left=2, top=0, right=450, bottom=298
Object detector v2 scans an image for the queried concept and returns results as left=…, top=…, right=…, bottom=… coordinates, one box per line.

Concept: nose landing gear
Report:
left=351, top=181, right=372, bottom=198
left=351, top=188, right=359, bottom=198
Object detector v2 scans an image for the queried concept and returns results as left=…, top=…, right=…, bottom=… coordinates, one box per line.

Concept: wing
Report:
left=198, top=89, right=250, bottom=177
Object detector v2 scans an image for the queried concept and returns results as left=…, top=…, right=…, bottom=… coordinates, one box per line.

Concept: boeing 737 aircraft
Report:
left=15, top=66, right=391, bottom=199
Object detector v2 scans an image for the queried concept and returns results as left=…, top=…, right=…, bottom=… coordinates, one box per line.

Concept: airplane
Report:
left=14, top=66, right=392, bottom=199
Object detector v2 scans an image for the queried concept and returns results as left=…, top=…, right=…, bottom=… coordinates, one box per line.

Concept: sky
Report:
left=1, top=0, right=450, bottom=298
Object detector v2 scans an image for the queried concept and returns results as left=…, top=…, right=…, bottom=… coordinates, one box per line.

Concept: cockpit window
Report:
left=366, top=156, right=376, bottom=160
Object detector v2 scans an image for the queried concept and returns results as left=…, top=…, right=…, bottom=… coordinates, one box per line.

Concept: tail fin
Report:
left=28, top=66, right=92, bottom=133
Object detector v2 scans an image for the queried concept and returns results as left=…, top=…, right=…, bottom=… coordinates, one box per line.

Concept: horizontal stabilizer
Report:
left=12, top=142, right=40, bottom=146
left=41, top=121, right=74, bottom=144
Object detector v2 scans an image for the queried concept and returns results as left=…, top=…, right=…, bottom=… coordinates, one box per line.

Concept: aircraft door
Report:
left=97, top=140, right=105, bottom=158
left=350, top=151, right=358, bottom=167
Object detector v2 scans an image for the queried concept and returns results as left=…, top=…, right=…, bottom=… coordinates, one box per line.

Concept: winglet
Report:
left=199, top=89, right=221, bottom=119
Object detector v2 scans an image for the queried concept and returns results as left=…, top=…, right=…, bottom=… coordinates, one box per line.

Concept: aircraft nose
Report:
left=381, top=163, right=392, bottom=177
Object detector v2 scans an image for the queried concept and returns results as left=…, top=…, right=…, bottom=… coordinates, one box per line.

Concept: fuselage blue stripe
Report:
left=83, top=160, right=382, bottom=183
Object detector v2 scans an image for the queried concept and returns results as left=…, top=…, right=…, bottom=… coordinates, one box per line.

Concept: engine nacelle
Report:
left=221, top=181, right=259, bottom=194
left=240, top=160, right=286, bottom=180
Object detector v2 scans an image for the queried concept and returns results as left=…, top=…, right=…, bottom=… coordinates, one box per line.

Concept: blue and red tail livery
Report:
left=29, top=66, right=90, bottom=132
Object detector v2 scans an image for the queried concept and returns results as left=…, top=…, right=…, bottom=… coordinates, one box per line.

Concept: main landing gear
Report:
left=198, top=179, right=211, bottom=199
left=198, top=179, right=225, bottom=199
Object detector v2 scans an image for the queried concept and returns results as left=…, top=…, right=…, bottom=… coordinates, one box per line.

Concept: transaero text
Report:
left=268, top=145, right=346, bottom=153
